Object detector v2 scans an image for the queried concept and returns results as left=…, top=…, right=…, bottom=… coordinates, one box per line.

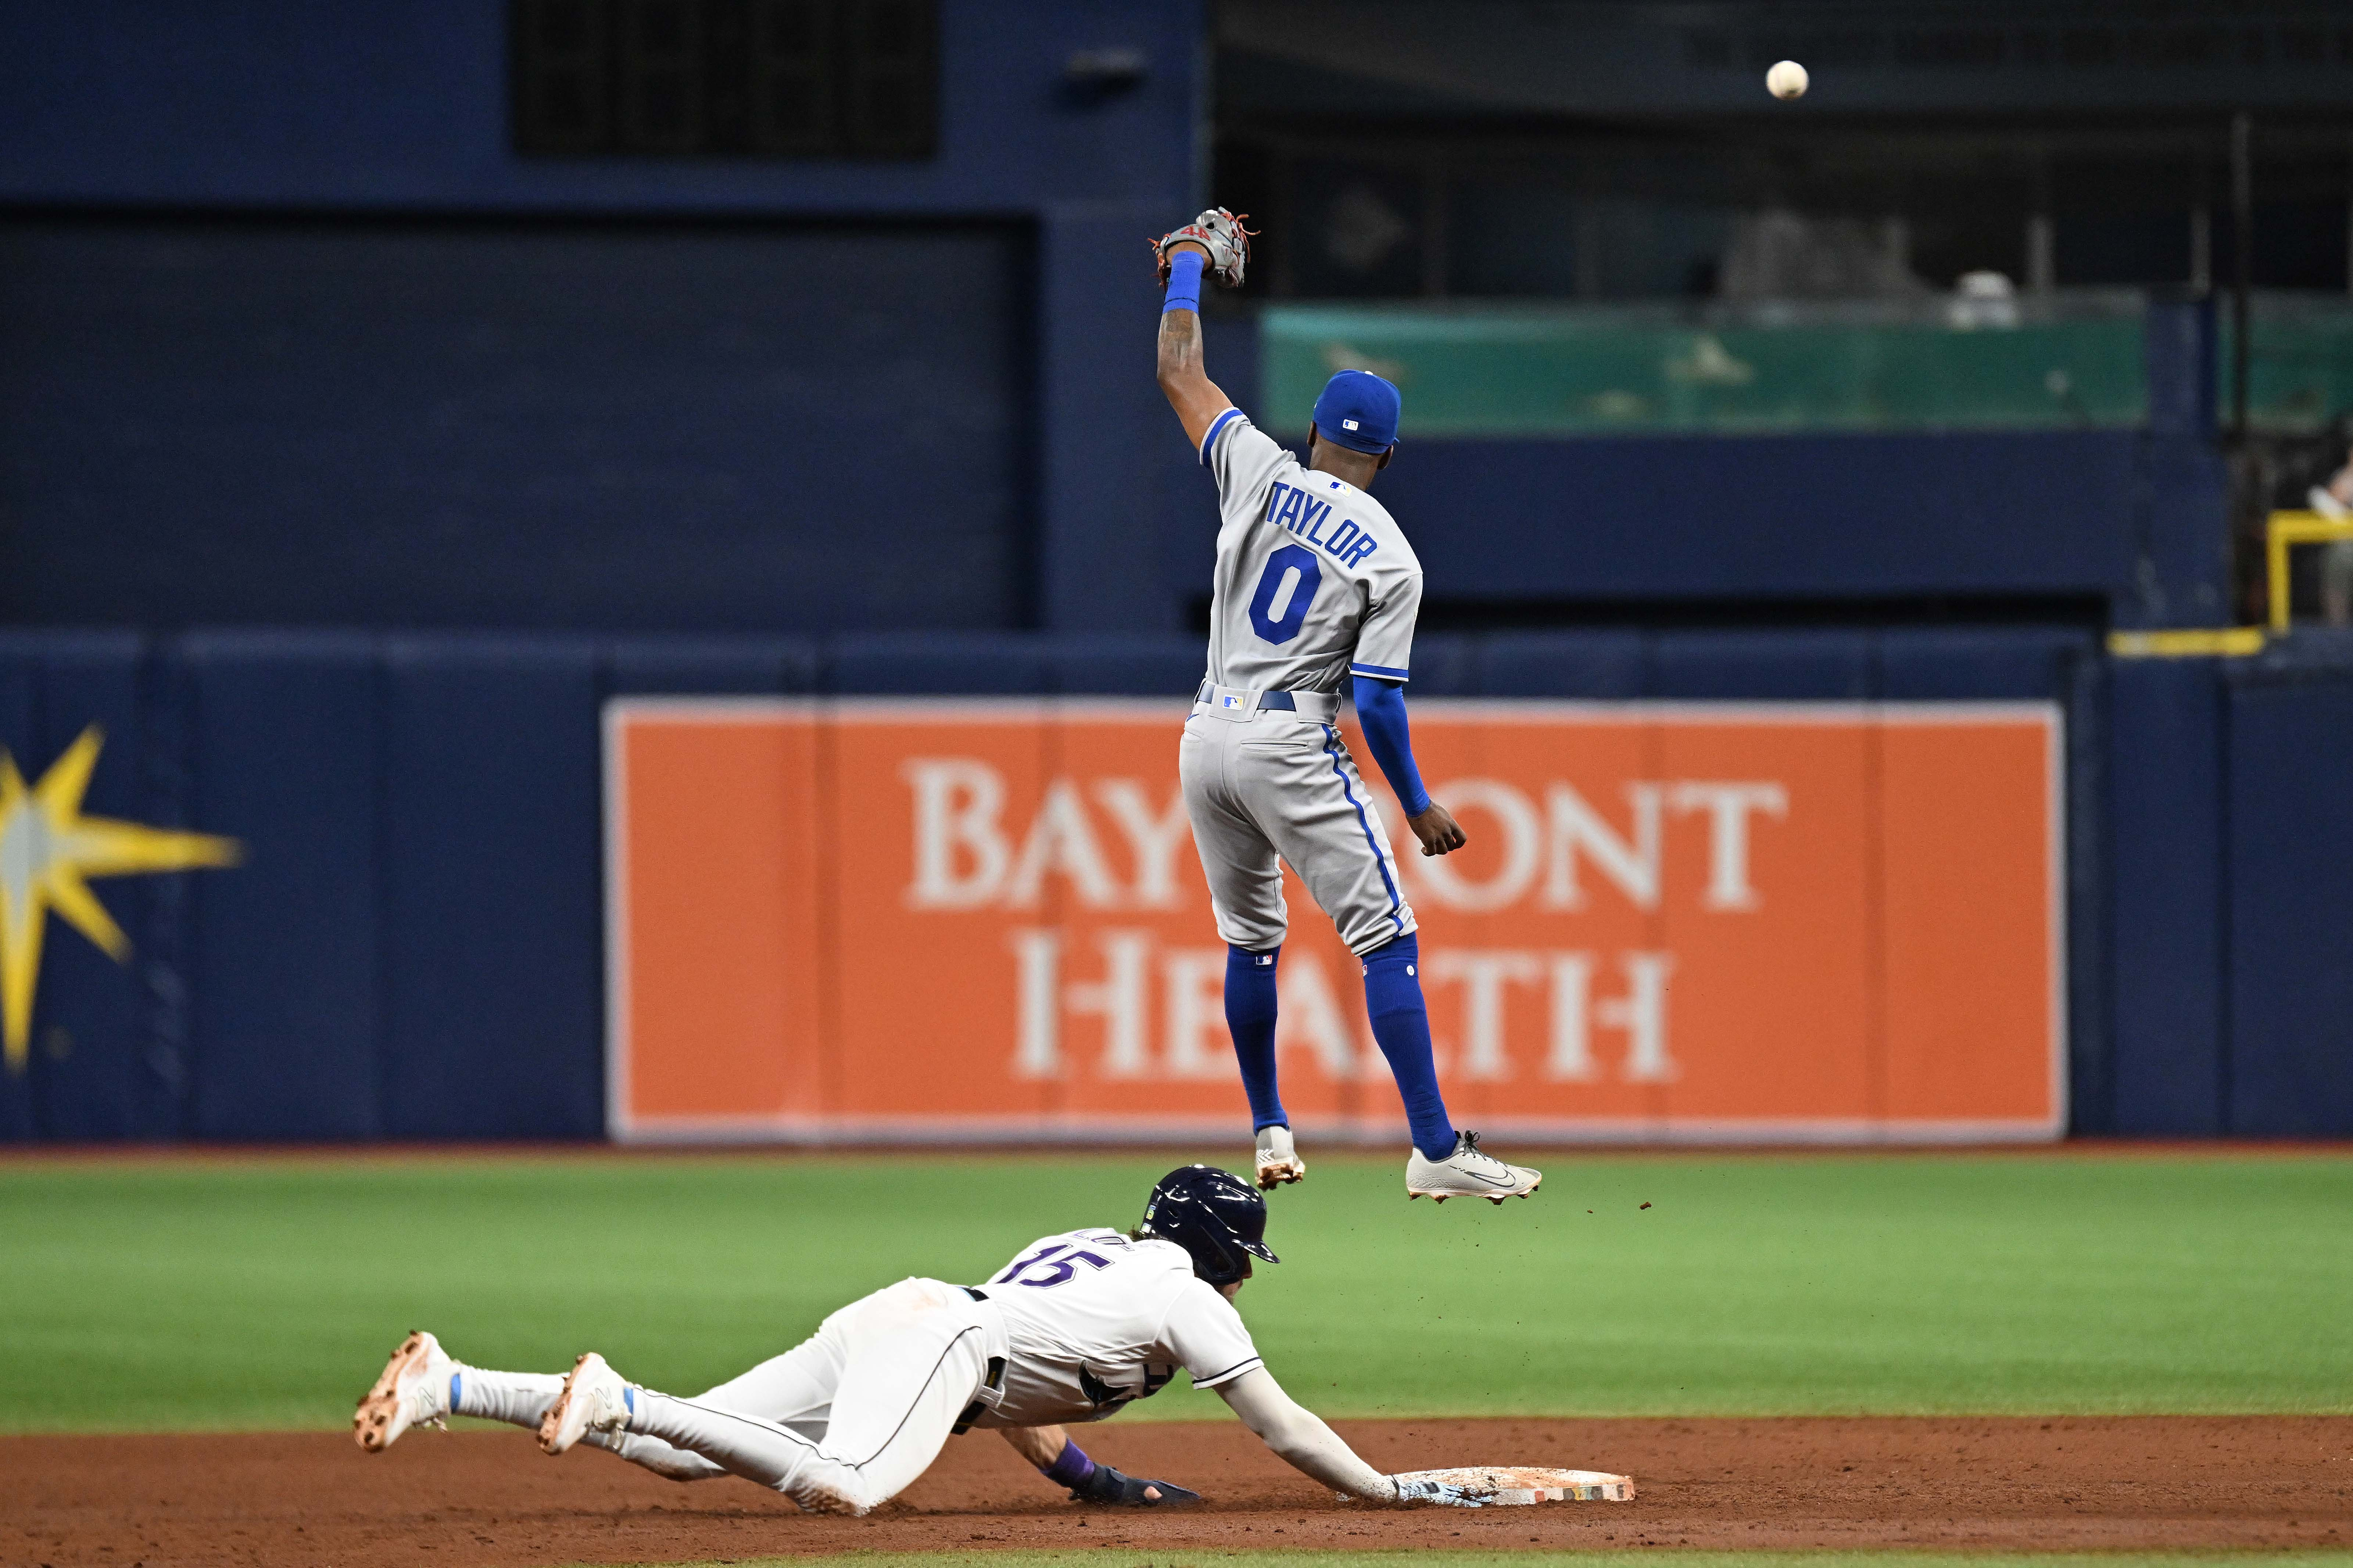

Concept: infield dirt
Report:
left=9, top=1416, right=2349, bottom=1566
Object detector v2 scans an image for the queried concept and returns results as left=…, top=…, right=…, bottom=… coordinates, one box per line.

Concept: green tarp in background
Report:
left=1261, top=292, right=2353, bottom=439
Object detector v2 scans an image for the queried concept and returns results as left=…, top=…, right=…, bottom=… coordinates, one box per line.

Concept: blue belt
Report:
left=1196, top=681, right=1296, bottom=710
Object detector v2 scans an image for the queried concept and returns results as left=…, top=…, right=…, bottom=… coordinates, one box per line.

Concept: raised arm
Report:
left=1150, top=208, right=1253, bottom=452
left=1156, top=252, right=1235, bottom=452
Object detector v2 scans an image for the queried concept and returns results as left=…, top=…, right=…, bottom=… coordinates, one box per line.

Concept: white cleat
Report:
left=1406, top=1131, right=1542, bottom=1205
left=354, top=1330, right=454, bottom=1453
left=1255, top=1124, right=1307, bottom=1189
left=538, top=1352, right=633, bottom=1456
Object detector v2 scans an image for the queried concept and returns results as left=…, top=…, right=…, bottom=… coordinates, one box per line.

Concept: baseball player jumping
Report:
left=354, top=1166, right=1489, bottom=1515
left=1153, top=209, right=1541, bottom=1204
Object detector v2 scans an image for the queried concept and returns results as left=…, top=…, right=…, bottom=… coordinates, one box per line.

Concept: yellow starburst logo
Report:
left=0, top=725, right=242, bottom=1072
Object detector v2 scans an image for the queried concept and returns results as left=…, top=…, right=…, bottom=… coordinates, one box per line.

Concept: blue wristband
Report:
left=1163, top=249, right=1205, bottom=314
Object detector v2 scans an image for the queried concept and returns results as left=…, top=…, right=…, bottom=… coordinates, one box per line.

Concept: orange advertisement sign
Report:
left=606, top=699, right=2063, bottom=1144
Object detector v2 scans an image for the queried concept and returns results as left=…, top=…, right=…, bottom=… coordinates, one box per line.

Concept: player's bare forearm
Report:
left=1216, top=1368, right=1394, bottom=1501
left=999, top=1424, right=1068, bottom=1468
left=1156, top=293, right=1235, bottom=452
left=1158, top=325, right=1235, bottom=448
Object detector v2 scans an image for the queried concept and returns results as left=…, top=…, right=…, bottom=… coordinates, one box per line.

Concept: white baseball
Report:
left=1766, top=60, right=1808, bottom=99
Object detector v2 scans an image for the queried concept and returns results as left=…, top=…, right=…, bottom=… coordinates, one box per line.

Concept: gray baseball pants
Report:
left=1179, top=706, right=1418, bottom=957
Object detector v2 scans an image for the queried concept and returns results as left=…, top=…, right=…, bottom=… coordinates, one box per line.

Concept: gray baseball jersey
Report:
left=1197, top=409, right=1424, bottom=692
left=1181, top=409, right=1422, bottom=956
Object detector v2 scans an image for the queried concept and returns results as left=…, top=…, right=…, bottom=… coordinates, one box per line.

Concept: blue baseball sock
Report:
left=1225, top=944, right=1286, bottom=1132
left=1361, top=934, right=1457, bottom=1160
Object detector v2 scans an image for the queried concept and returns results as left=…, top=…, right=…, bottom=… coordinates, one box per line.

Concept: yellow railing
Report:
left=2267, top=509, right=2353, bottom=633
left=2106, top=627, right=2266, bottom=657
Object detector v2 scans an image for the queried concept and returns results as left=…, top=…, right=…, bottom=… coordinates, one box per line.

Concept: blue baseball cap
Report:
left=1312, top=369, right=1400, bottom=455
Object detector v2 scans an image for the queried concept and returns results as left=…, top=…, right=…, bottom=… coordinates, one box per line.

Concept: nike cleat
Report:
left=354, top=1330, right=454, bottom=1453
left=1405, top=1132, right=1541, bottom=1204
left=1255, top=1124, right=1307, bottom=1189
left=538, top=1352, right=633, bottom=1456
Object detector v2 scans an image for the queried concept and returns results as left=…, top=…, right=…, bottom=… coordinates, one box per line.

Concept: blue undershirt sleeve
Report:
left=1352, top=675, right=1431, bottom=819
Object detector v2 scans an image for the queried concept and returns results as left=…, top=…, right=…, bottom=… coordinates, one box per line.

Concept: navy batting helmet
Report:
left=1139, top=1165, right=1279, bottom=1287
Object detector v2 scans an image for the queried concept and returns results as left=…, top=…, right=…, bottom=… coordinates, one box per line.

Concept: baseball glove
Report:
left=1153, top=207, right=1254, bottom=288
left=1072, top=1462, right=1202, bottom=1507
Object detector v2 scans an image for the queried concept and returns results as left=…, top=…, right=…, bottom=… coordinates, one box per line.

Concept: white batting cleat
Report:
left=1255, top=1124, right=1307, bottom=1189
left=354, top=1330, right=453, bottom=1453
left=538, top=1352, right=633, bottom=1456
left=1405, top=1132, right=1541, bottom=1205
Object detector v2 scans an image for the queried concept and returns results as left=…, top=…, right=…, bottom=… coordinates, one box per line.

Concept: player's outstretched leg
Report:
left=1227, top=944, right=1305, bottom=1187
left=1361, top=935, right=1542, bottom=1203
left=353, top=1330, right=724, bottom=1479
left=1181, top=719, right=1297, bottom=1181
left=539, top=1279, right=995, bottom=1516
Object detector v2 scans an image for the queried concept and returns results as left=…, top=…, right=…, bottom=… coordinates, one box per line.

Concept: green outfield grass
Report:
left=1, top=1150, right=2347, bottom=1431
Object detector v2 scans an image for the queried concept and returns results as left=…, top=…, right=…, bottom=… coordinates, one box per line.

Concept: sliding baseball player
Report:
left=1153, top=208, right=1541, bottom=1203
left=355, top=1165, right=1487, bottom=1514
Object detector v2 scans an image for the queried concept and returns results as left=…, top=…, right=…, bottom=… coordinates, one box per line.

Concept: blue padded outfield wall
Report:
left=0, top=625, right=2102, bottom=1141
left=6, top=623, right=2349, bottom=1143
left=2103, top=636, right=2353, bottom=1140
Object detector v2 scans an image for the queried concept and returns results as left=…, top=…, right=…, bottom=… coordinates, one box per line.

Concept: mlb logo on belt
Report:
left=1222, top=694, right=1242, bottom=709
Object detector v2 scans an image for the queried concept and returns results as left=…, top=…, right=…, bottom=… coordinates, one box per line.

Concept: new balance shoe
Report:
left=354, top=1330, right=453, bottom=1453
left=1254, top=1124, right=1306, bottom=1189
left=538, top=1352, right=633, bottom=1456
left=1405, top=1132, right=1541, bottom=1204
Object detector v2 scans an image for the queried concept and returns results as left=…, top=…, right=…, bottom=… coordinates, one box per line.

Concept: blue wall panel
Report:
left=1360, top=431, right=2143, bottom=604
left=1405, top=634, right=1480, bottom=696
left=2129, top=298, right=2232, bottom=628
left=1043, top=635, right=1203, bottom=697
left=2106, top=656, right=2227, bottom=1134
left=1039, top=202, right=1186, bottom=634
left=606, top=639, right=820, bottom=697
left=1471, top=631, right=1646, bottom=698
left=1877, top=627, right=2086, bottom=700
left=183, top=634, right=383, bottom=1139
left=378, top=639, right=604, bottom=1138
left=2225, top=670, right=2353, bottom=1135
left=1650, top=629, right=1873, bottom=700
left=2063, top=651, right=2113, bottom=1134
left=829, top=633, right=1053, bottom=696
left=0, top=221, right=1035, bottom=635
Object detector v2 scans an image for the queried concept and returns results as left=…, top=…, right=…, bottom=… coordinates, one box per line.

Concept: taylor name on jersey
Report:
left=1201, top=410, right=1423, bottom=696
left=1264, top=476, right=1381, bottom=568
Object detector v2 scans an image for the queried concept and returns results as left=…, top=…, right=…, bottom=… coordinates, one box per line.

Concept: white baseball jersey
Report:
left=967, top=1227, right=1264, bottom=1428
left=1199, top=409, right=1423, bottom=694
